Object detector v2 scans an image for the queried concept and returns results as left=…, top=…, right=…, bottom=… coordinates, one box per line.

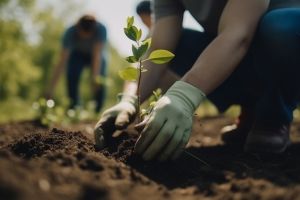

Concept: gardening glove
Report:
left=134, top=81, right=206, bottom=161
left=94, top=94, right=138, bottom=149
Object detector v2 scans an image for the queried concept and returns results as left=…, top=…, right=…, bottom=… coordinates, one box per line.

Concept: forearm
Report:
left=123, top=81, right=137, bottom=96
left=183, top=0, right=269, bottom=95
left=122, top=74, right=166, bottom=104
left=140, top=15, right=182, bottom=102
left=182, top=32, right=251, bottom=95
left=92, top=54, right=101, bottom=80
left=50, top=63, right=64, bottom=86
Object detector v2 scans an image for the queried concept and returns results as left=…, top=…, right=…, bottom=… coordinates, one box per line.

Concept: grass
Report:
left=0, top=98, right=36, bottom=123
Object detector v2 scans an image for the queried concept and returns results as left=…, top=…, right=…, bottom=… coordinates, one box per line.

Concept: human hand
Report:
left=94, top=94, right=137, bottom=148
left=134, top=81, right=206, bottom=161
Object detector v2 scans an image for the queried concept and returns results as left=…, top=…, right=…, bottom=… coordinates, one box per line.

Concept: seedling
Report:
left=119, top=16, right=174, bottom=122
left=141, top=88, right=162, bottom=118
left=33, top=98, right=96, bottom=127
left=32, top=98, right=60, bottom=126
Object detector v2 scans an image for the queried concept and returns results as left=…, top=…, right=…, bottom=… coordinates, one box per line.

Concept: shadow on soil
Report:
left=102, top=132, right=300, bottom=193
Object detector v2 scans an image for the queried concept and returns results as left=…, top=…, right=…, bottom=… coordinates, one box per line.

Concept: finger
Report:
left=95, top=114, right=116, bottom=134
left=115, top=111, right=132, bottom=129
left=171, top=129, right=191, bottom=161
left=94, top=114, right=116, bottom=148
left=142, top=122, right=176, bottom=161
left=134, top=115, right=165, bottom=155
left=158, top=127, right=185, bottom=162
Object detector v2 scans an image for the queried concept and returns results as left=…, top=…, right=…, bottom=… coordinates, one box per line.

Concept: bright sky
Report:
left=39, top=0, right=202, bottom=56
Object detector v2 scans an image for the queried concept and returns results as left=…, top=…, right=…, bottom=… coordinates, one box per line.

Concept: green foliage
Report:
left=32, top=98, right=60, bottom=126
left=0, top=0, right=126, bottom=123
left=0, top=0, right=62, bottom=101
left=142, top=38, right=152, bottom=47
left=32, top=10, right=65, bottom=94
left=0, top=19, right=41, bottom=99
left=147, top=50, right=175, bottom=64
left=120, top=16, right=175, bottom=121
left=32, top=98, right=97, bottom=127
left=141, top=88, right=162, bottom=117
left=132, top=43, right=148, bottom=61
left=120, top=16, right=175, bottom=82
left=127, top=16, right=134, bottom=27
left=119, top=67, right=138, bottom=81
left=126, top=56, right=138, bottom=63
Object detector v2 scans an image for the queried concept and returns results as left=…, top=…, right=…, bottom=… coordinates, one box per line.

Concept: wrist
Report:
left=165, top=81, right=206, bottom=113
left=117, top=93, right=138, bottom=107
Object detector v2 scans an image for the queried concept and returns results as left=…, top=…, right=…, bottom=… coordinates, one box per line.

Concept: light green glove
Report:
left=94, top=94, right=137, bottom=149
left=134, top=81, right=206, bottom=161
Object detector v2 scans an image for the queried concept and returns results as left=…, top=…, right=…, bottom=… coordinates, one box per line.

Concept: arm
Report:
left=135, top=0, right=270, bottom=161
left=182, top=0, right=270, bottom=94
left=45, top=48, right=69, bottom=98
left=91, top=42, right=104, bottom=87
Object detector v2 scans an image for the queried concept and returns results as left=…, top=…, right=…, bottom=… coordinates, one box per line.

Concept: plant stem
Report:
left=136, top=59, right=142, bottom=123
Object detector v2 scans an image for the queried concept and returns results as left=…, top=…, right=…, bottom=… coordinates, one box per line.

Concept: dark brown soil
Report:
left=1, top=117, right=300, bottom=200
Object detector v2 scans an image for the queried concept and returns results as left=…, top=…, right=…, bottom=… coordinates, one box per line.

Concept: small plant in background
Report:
left=119, top=16, right=174, bottom=122
left=32, top=98, right=62, bottom=126
left=32, top=98, right=97, bottom=127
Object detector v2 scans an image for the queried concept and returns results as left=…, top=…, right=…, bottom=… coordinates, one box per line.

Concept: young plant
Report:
left=141, top=88, right=162, bottom=118
left=119, top=16, right=175, bottom=122
left=32, top=98, right=60, bottom=126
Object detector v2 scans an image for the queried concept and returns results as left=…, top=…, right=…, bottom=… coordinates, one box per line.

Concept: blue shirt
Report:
left=62, top=22, right=107, bottom=55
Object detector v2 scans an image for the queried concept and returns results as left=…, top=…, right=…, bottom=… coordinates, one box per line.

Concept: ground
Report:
left=1, top=116, right=300, bottom=200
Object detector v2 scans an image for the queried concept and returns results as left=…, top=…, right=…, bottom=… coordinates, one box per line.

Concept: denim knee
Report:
left=258, top=9, right=300, bottom=57
left=255, top=8, right=300, bottom=77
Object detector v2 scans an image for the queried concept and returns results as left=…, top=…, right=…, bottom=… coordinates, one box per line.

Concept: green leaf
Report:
left=150, top=101, right=156, bottom=107
left=125, top=56, right=137, bottom=63
left=140, top=109, right=147, bottom=117
left=138, top=43, right=149, bottom=59
left=119, top=67, right=138, bottom=81
left=124, top=26, right=140, bottom=42
left=137, top=29, right=142, bottom=41
left=153, top=88, right=162, bottom=100
left=132, top=26, right=139, bottom=40
left=127, top=16, right=134, bottom=27
left=124, top=27, right=136, bottom=41
left=142, top=37, right=152, bottom=48
left=132, top=45, right=139, bottom=59
left=132, top=43, right=149, bottom=60
left=148, top=49, right=175, bottom=64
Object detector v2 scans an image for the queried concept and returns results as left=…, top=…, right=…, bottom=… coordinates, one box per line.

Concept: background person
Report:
left=136, top=1, right=152, bottom=29
left=46, top=15, right=107, bottom=112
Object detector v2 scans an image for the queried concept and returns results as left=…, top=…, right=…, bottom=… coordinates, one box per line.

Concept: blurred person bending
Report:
left=46, top=15, right=107, bottom=112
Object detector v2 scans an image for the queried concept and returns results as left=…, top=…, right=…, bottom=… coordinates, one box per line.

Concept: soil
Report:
left=1, top=116, right=300, bottom=200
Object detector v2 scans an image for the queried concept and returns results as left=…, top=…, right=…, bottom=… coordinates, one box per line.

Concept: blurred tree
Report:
left=0, top=0, right=127, bottom=122
left=0, top=0, right=41, bottom=100
left=32, top=9, right=64, bottom=93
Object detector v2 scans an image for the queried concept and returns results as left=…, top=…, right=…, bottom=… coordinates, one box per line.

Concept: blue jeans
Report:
left=66, top=51, right=107, bottom=112
left=170, top=8, right=300, bottom=124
